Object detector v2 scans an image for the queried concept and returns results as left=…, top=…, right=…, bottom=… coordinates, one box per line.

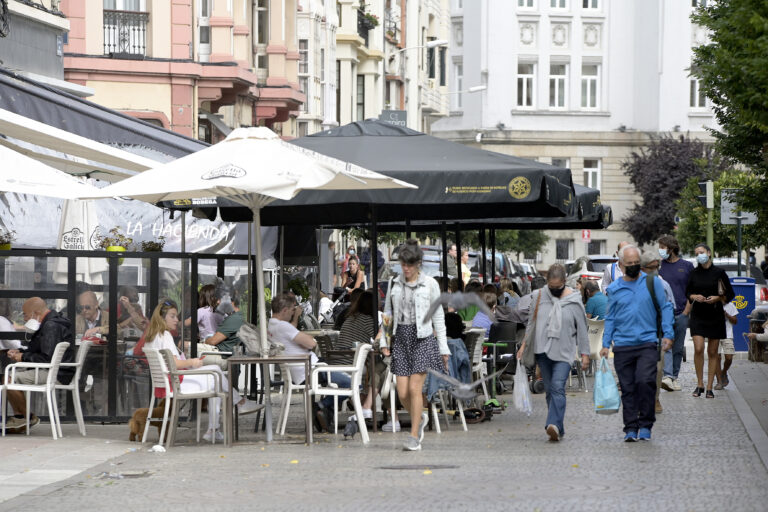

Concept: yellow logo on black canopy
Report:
left=508, top=177, right=531, bottom=199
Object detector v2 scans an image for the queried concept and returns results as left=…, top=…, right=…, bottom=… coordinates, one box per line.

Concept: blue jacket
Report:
left=603, top=272, right=674, bottom=349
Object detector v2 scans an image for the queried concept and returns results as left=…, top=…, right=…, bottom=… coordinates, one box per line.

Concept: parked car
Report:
left=565, top=255, right=616, bottom=290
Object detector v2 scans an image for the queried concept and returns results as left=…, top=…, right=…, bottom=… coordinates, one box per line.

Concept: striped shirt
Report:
left=337, top=313, right=374, bottom=365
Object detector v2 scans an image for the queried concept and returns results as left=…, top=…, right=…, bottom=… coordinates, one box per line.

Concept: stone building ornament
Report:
left=552, top=24, right=568, bottom=47
left=584, top=24, right=600, bottom=48
left=520, top=23, right=536, bottom=46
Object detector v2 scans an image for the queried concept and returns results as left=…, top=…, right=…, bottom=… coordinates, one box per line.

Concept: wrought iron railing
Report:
left=357, top=9, right=370, bottom=46
left=103, top=9, right=148, bottom=56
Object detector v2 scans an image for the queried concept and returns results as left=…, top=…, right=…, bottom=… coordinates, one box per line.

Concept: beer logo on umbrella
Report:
left=508, top=176, right=531, bottom=199
left=202, top=164, right=247, bottom=180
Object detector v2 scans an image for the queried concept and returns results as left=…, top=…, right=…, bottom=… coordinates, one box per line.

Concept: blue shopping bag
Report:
left=594, top=357, right=620, bottom=415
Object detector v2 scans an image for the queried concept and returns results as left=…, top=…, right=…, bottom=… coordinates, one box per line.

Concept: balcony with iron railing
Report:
left=103, top=9, right=149, bottom=57
left=357, top=9, right=376, bottom=47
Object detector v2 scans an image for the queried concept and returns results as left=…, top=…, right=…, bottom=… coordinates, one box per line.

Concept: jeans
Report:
left=664, top=313, right=689, bottom=378
left=614, top=343, right=658, bottom=433
left=535, top=353, right=571, bottom=436
left=318, top=372, right=352, bottom=410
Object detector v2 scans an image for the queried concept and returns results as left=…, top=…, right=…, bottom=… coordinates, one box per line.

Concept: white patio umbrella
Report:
left=0, top=145, right=103, bottom=199
left=83, top=126, right=416, bottom=360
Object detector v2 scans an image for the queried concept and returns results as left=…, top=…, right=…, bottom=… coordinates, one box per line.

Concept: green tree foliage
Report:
left=621, top=134, right=723, bottom=245
left=512, top=230, right=550, bottom=260
left=691, top=1, right=768, bottom=218
left=676, top=168, right=768, bottom=255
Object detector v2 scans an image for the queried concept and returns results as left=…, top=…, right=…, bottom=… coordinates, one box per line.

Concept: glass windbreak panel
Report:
left=0, top=256, right=69, bottom=291
left=158, top=257, right=191, bottom=354
left=115, top=257, right=151, bottom=417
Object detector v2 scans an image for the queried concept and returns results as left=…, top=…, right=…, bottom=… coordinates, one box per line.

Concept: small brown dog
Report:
left=128, top=400, right=167, bottom=442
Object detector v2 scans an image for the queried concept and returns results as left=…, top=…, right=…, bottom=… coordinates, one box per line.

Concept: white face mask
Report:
left=24, top=318, right=41, bottom=333
left=696, top=253, right=709, bottom=265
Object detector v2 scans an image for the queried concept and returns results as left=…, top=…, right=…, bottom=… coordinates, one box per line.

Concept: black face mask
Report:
left=549, top=286, right=565, bottom=297
left=624, top=264, right=641, bottom=278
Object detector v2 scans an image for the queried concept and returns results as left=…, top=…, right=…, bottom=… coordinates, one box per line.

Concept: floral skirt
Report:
left=391, top=324, right=443, bottom=377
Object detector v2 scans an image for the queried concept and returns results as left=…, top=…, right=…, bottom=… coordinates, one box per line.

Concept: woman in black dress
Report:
left=686, top=243, right=735, bottom=398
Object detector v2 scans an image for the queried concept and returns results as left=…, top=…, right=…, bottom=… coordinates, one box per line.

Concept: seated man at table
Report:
left=76, top=290, right=110, bottom=338
left=268, top=291, right=351, bottom=432
left=4, top=297, right=75, bottom=433
left=115, top=285, right=148, bottom=334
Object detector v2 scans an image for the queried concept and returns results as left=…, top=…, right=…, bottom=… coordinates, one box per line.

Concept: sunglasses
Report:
left=76, top=305, right=95, bottom=313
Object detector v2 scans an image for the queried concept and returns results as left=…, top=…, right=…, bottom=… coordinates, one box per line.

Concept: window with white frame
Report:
left=455, top=61, right=464, bottom=108
left=356, top=75, right=365, bottom=121
left=587, top=239, right=605, bottom=255
left=518, top=0, right=535, bottom=7
left=581, top=64, right=599, bottom=109
left=689, top=77, right=707, bottom=108
left=556, top=239, right=573, bottom=260
left=299, top=77, right=308, bottom=112
left=552, top=157, right=570, bottom=169
left=583, top=158, right=601, bottom=190
left=299, top=39, right=309, bottom=74
left=551, top=0, right=567, bottom=8
left=256, top=0, right=269, bottom=45
left=549, top=63, right=567, bottom=109
left=691, top=0, right=708, bottom=7
left=517, top=63, right=536, bottom=108
left=582, top=0, right=598, bottom=8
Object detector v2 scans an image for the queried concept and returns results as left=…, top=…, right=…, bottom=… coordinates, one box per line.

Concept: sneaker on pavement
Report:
left=655, top=399, right=663, bottom=414
left=203, top=429, right=224, bottom=442
left=671, top=379, right=682, bottom=391
left=382, top=420, right=401, bottom=432
left=417, top=412, right=429, bottom=442
left=638, top=428, right=651, bottom=441
left=546, top=424, right=560, bottom=442
left=362, top=408, right=373, bottom=419
left=661, top=376, right=674, bottom=392
left=402, top=435, right=421, bottom=451
left=624, top=431, right=638, bottom=442
left=237, top=399, right=262, bottom=415
left=714, top=382, right=725, bottom=391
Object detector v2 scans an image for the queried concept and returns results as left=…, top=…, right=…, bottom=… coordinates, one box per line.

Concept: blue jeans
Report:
left=318, top=372, right=352, bottom=410
left=663, top=313, right=688, bottom=378
left=535, top=353, right=571, bottom=436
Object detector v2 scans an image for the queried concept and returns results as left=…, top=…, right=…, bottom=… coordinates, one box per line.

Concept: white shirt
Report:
left=268, top=317, right=317, bottom=383
left=724, top=302, right=738, bottom=340
left=0, top=316, right=21, bottom=350
left=145, top=331, right=184, bottom=359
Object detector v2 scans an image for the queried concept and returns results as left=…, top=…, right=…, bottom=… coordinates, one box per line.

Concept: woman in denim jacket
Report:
left=384, top=240, right=449, bottom=451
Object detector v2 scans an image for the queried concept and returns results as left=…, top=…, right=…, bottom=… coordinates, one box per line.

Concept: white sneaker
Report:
left=362, top=408, right=373, bottom=419
left=382, top=420, right=401, bottom=432
left=671, top=379, right=682, bottom=391
left=203, top=429, right=224, bottom=442
left=237, top=399, right=262, bottom=415
left=661, top=376, right=674, bottom=392
left=417, top=412, right=429, bottom=442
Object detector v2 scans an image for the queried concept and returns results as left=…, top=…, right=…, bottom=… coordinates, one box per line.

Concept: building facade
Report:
left=59, top=0, right=304, bottom=140
left=433, top=0, right=718, bottom=266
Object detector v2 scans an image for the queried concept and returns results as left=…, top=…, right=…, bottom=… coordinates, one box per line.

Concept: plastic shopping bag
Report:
left=513, top=359, right=533, bottom=416
left=593, top=357, right=620, bottom=415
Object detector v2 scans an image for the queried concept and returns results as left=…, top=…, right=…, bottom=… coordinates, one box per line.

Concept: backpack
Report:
left=237, top=322, right=284, bottom=357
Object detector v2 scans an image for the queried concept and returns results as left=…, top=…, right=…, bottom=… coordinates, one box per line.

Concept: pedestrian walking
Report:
left=686, top=243, right=735, bottom=398
left=516, top=264, right=589, bottom=442
left=384, top=239, right=450, bottom=451
left=715, top=301, right=738, bottom=390
left=601, top=245, right=674, bottom=442
left=657, top=234, right=694, bottom=392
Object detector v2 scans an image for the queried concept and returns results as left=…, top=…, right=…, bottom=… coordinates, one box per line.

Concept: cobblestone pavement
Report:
left=2, top=360, right=768, bottom=512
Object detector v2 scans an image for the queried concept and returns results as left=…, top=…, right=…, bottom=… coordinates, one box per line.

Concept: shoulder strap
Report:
left=611, top=262, right=616, bottom=281
left=646, top=275, right=662, bottom=338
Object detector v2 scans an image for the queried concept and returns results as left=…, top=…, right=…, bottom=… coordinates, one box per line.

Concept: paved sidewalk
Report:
left=1, top=359, right=767, bottom=511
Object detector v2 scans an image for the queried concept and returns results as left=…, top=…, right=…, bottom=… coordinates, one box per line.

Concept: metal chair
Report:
left=2, top=342, right=70, bottom=439
left=55, top=340, right=92, bottom=436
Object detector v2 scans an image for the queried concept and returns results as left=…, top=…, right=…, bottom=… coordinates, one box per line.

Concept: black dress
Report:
left=686, top=264, right=735, bottom=339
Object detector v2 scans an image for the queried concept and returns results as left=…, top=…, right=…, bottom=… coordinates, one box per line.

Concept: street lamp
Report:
left=391, top=38, right=449, bottom=56
left=443, top=85, right=487, bottom=94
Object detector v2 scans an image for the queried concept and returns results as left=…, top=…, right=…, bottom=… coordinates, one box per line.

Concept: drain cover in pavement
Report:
left=377, top=465, right=459, bottom=470
left=98, top=471, right=153, bottom=479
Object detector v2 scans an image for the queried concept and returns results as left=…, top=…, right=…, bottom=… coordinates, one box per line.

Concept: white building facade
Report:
left=433, top=0, right=717, bottom=267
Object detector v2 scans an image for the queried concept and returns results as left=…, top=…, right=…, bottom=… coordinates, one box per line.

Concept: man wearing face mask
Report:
left=4, top=297, right=75, bottom=433
left=640, top=251, right=676, bottom=414
left=602, top=241, right=631, bottom=289
left=657, top=234, right=693, bottom=392
left=601, top=245, right=674, bottom=442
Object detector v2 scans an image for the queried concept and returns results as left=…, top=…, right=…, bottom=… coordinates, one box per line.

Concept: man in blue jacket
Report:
left=600, top=245, right=673, bottom=442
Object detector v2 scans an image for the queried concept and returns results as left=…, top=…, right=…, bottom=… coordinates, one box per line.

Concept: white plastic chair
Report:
left=2, top=342, right=70, bottom=440
left=55, top=340, right=92, bottom=436
left=276, top=362, right=312, bottom=436
left=587, top=318, right=606, bottom=372
left=466, top=329, right=489, bottom=402
left=430, top=390, right=468, bottom=433
left=311, top=343, right=372, bottom=445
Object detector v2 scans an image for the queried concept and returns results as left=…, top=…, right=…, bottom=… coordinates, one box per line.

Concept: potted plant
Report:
left=96, top=227, right=133, bottom=264
left=363, top=12, right=379, bottom=29
left=140, top=236, right=165, bottom=252
left=0, top=229, right=15, bottom=250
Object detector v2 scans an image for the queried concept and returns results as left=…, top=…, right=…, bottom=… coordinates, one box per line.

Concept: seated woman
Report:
left=183, top=284, right=223, bottom=342
left=116, top=285, right=148, bottom=333
left=471, top=292, right=498, bottom=337
left=336, top=290, right=385, bottom=419
left=497, top=278, right=520, bottom=308
left=144, top=299, right=259, bottom=442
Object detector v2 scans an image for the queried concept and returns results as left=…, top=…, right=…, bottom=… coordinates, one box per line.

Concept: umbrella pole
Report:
left=247, top=221, right=252, bottom=323
left=181, top=211, right=187, bottom=353
left=253, top=209, right=273, bottom=442
left=455, top=224, right=463, bottom=292
left=279, top=226, right=284, bottom=293
left=481, top=229, right=487, bottom=285
left=491, top=229, right=496, bottom=282
left=441, top=222, right=448, bottom=284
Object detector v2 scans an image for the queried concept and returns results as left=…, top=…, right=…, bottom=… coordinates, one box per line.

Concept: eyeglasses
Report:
left=76, top=305, right=95, bottom=313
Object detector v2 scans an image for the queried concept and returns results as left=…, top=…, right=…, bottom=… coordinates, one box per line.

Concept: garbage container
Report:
left=730, top=277, right=755, bottom=352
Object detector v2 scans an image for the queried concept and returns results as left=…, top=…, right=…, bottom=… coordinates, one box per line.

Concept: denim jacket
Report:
left=385, top=272, right=449, bottom=355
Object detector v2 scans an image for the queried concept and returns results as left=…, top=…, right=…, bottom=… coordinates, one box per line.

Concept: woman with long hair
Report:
left=183, top=284, right=223, bottom=341
left=341, top=255, right=365, bottom=295
left=517, top=264, right=589, bottom=442
left=385, top=239, right=449, bottom=451
left=686, top=243, right=735, bottom=398
left=144, top=299, right=259, bottom=442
